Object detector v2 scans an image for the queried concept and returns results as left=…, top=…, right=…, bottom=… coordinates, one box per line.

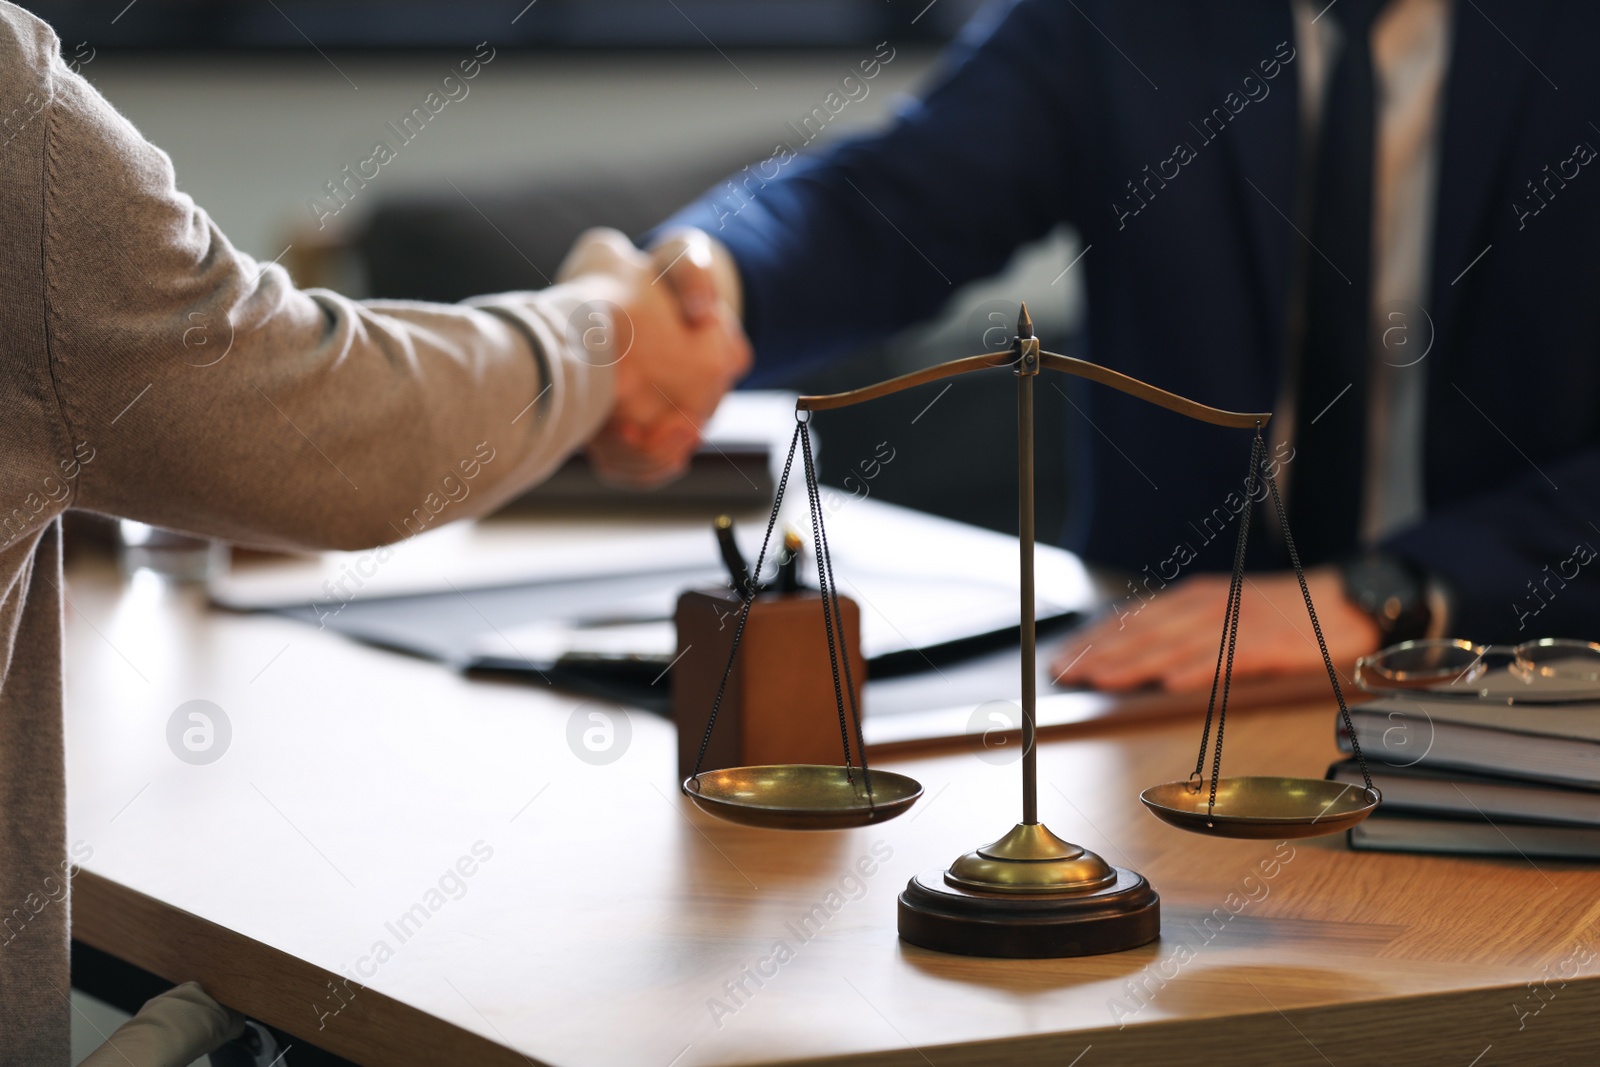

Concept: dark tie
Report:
left=1290, top=0, right=1391, bottom=562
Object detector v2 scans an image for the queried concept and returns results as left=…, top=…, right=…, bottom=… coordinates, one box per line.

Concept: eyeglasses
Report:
left=1354, top=637, right=1600, bottom=704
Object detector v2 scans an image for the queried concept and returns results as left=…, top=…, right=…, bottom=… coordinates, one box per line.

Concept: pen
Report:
left=715, top=514, right=753, bottom=598
left=777, top=528, right=802, bottom=594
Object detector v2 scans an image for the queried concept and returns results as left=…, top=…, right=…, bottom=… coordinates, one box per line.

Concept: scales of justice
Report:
left=682, top=305, right=1381, bottom=958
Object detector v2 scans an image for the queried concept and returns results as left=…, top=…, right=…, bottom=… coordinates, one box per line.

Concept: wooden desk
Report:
left=63, top=558, right=1600, bottom=1066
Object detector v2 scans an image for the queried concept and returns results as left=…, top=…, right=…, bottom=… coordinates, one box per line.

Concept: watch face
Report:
left=1345, top=555, right=1426, bottom=636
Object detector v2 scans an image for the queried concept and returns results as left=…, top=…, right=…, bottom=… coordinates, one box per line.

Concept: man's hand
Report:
left=557, top=228, right=750, bottom=487
left=646, top=226, right=745, bottom=326
left=1049, top=567, right=1382, bottom=691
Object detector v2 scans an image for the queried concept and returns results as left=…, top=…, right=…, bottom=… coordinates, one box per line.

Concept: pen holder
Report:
left=673, top=587, right=865, bottom=782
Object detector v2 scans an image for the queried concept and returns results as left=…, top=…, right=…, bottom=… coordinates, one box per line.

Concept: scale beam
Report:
left=795, top=350, right=1015, bottom=412
left=796, top=348, right=1272, bottom=430
left=1036, top=353, right=1269, bottom=429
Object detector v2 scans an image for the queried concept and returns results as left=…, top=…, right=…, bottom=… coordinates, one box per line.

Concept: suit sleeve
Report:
left=39, top=49, right=613, bottom=551
left=1383, top=450, right=1600, bottom=643
left=655, top=0, right=1081, bottom=378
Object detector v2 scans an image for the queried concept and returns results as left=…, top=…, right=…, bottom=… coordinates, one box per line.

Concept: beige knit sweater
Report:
left=0, top=6, right=615, bottom=1060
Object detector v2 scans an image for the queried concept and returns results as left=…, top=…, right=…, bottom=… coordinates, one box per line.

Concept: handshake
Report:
left=556, top=226, right=750, bottom=488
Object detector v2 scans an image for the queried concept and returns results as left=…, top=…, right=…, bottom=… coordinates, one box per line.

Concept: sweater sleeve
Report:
left=37, top=36, right=614, bottom=551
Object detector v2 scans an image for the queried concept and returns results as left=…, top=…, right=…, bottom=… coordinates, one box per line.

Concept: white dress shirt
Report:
left=1291, top=0, right=1453, bottom=544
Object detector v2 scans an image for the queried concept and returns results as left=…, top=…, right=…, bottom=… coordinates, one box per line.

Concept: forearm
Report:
left=68, top=281, right=614, bottom=552
left=40, top=53, right=612, bottom=551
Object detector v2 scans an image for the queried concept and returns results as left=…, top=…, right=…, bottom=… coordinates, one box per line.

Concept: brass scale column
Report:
left=895, top=306, right=1161, bottom=957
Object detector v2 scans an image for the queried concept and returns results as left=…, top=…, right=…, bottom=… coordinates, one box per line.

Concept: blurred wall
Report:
left=78, top=49, right=936, bottom=267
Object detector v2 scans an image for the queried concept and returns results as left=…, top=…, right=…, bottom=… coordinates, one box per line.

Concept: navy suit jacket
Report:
left=663, top=0, right=1600, bottom=643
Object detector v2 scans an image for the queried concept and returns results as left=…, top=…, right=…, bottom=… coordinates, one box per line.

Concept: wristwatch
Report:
left=1338, top=552, right=1438, bottom=645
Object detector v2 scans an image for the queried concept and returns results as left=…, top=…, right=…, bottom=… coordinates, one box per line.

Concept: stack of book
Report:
left=1331, top=691, right=1600, bottom=859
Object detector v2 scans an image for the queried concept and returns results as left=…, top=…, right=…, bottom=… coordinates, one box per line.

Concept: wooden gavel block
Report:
left=673, top=587, right=865, bottom=783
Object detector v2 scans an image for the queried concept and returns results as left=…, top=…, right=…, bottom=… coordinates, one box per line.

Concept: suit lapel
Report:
left=1208, top=0, right=1302, bottom=384
left=1431, top=0, right=1558, bottom=353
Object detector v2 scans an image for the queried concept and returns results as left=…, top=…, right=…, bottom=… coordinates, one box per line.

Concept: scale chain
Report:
left=1262, top=459, right=1377, bottom=798
left=690, top=415, right=877, bottom=797
left=690, top=424, right=803, bottom=782
left=798, top=420, right=874, bottom=793
left=799, top=422, right=853, bottom=777
left=1193, top=429, right=1264, bottom=816
left=1188, top=423, right=1378, bottom=806
left=804, top=422, right=872, bottom=796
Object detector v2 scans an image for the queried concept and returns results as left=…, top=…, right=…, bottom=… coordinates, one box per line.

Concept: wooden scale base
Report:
left=899, top=866, right=1159, bottom=958
left=896, top=820, right=1158, bottom=957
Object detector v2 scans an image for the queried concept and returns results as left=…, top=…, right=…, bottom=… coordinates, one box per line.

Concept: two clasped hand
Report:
left=557, top=227, right=750, bottom=487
